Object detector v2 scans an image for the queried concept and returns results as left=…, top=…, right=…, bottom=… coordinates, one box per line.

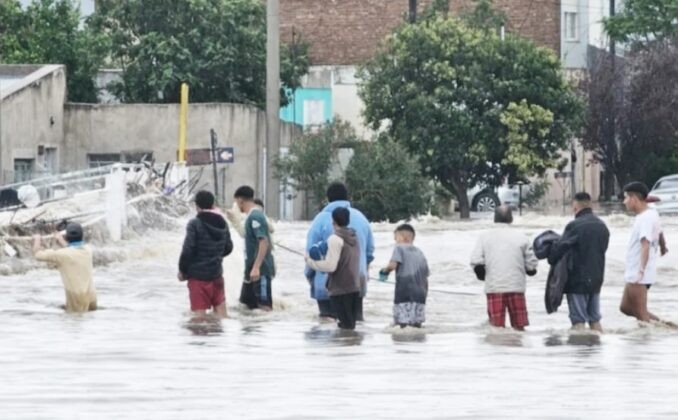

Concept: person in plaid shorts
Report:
left=470, top=205, right=538, bottom=330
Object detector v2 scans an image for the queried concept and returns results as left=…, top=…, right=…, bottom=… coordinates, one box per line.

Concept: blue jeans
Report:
left=567, top=293, right=601, bottom=325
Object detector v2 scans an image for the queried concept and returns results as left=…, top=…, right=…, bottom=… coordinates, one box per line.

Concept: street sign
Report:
left=216, top=147, right=234, bottom=163
left=182, top=147, right=235, bottom=166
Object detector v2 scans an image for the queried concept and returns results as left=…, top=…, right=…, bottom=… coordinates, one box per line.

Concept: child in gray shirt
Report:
left=380, top=224, right=429, bottom=327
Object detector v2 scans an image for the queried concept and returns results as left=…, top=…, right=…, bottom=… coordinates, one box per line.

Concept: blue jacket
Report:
left=305, top=201, right=375, bottom=300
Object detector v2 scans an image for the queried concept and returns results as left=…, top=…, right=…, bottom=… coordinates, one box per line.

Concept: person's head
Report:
left=65, top=222, right=83, bottom=243
left=331, top=207, right=350, bottom=228
left=572, top=191, right=592, bottom=215
left=494, top=205, right=513, bottom=225
left=194, top=190, right=215, bottom=211
left=233, top=185, right=255, bottom=212
left=254, top=198, right=264, bottom=209
left=623, top=182, right=649, bottom=214
left=394, top=223, right=415, bottom=244
left=326, top=182, right=349, bottom=203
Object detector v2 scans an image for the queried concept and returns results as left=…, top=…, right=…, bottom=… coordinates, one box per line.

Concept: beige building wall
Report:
left=0, top=65, right=66, bottom=183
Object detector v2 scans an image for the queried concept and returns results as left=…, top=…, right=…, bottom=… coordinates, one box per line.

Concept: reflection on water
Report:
left=183, top=316, right=223, bottom=336
left=304, top=326, right=364, bottom=347
left=484, top=331, right=525, bottom=347
left=544, top=333, right=602, bottom=347
left=391, top=329, right=427, bottom=344
left=3, top=221, right=678, bottom=418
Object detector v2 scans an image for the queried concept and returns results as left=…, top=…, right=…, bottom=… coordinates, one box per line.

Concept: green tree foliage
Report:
left=460, top=0, right=506, bottom=34
left=0, top=0, right=109, bottom=102
left=359, top=9, right=582, bottom=218
left=605, top=0, right=678, bottom=47
left=89, top=0, right=309, bottom=106
left=275, top=119, right=358, bottom=213
left=345, top=137, right=431, bottom=222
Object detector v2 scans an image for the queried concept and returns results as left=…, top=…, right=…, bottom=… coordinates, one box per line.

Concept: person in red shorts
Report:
left=178, top=190, right=233, bottom=317
left=470, top=205, right=538, bottom=331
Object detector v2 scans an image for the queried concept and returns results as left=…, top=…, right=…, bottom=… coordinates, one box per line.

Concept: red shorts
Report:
left=486, top=293, right=529, bottom=328
left=187, top=278, right=225, bottom=311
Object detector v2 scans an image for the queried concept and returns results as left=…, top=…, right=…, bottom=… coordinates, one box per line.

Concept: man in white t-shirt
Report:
left=620, top=182, right=668, bottom=322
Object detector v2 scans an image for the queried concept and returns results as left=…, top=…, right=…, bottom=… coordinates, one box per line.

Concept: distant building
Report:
left=279, top=0, right=561, bottom=133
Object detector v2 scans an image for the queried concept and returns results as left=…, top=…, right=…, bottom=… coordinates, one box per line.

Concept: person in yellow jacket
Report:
left=33, top=223, right=97, bottom=313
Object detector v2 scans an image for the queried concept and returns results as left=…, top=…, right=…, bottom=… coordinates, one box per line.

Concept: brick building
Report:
left=280, top=0, right=560, bottom=66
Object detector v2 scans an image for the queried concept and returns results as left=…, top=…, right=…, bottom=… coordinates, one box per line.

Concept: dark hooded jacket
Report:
left=179, top=211, right=233, bottom=281
left=547, top=208, right=610, bottom=294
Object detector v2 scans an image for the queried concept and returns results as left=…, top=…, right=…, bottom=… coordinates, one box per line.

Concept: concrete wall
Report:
left=63, top=102, right=304, bottom=219
left=0, top=65, right=66, bottom=183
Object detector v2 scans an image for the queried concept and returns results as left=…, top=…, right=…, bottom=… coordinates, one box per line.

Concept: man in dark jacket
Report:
left=548, top=192, right=610, bottom=332
left=178, top=190, right=233, bottom=317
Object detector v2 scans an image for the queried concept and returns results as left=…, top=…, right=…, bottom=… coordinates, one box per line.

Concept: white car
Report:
left=466, top=184, right=523, bottom=212
left=649, top=175, right=678, bottom=214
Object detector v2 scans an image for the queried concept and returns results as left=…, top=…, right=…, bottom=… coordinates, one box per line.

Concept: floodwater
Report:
left=2, top=212, right=678, bottom=419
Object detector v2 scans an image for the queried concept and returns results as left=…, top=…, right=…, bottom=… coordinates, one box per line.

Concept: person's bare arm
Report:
left=53, top=232, right=67, bottom=248
left=638, top=238, right=650, bottom=282
left=659, top=232, right=668, bottom=256
left=32, top=235, right=43, bottom=254
left=381, top=261, right=398, bottom=274
left=249, top=238, right=269, bottom=281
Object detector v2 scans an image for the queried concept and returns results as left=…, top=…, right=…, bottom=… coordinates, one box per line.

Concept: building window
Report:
left=122, top=150, right=153, bottom=163
left=87, top=153, right=121, bottom=168
left=564, top=12, right=579, bottom=42
left=14, top=159, right=34, bottom=183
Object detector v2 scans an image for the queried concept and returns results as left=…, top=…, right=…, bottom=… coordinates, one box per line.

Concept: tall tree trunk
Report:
left=449, top=177, right=471, bottom=219
left=409, top=0, right=417, bottom=23
left=603, top=168, right=615, bottom=201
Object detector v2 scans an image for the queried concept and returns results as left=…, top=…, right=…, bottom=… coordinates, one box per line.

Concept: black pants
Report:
left=239, top=277, right=273, bottom=309
left=319, top=296, right=364, bottom=322
left=356, top=296, right=364, bottom=322
left=330, top=292, right=360, bottom=330
left=317, top=299, right=336, bottom=318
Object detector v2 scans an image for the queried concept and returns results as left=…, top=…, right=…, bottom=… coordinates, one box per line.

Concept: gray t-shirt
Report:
left=391, top=244, right=429, bottom=304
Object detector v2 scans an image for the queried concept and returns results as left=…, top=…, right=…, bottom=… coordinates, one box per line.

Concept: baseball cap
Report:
left=65, top=223, right=84, bottom=242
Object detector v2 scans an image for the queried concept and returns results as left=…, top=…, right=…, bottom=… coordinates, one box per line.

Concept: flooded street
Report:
left=2, top=213, right=678, bottom=419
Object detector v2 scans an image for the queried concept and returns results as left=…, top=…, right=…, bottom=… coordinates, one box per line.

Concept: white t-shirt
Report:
left=625, top=208, right=662, bottom=284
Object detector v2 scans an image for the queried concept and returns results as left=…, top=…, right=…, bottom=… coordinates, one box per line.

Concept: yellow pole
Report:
left=178, top=83, right=189, bottom=161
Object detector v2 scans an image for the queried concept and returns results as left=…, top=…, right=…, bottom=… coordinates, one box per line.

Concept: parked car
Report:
left=649, top=175, right=678, bottom=214
left=466, top=184, right=523, bottom=212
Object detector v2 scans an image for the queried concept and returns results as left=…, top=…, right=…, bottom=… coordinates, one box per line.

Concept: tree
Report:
left=345, top=137, right=431, bottom=222
left=581, top=43, right=678, bottom=191
left=359, top=11, right=582, bottom=218
left=275, top=119, right=358, bottom=216
left=605, top=0, right=678, bottom=47
left=0, top=0, right=109, bottom=102
left=89, top=0, right=308, bottom=106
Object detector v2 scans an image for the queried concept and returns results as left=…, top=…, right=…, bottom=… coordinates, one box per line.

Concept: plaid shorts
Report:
left=486, top=293, right=529, bottom=329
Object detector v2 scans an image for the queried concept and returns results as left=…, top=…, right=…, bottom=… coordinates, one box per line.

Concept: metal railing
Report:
left=0, top=163, right=154, bottom=203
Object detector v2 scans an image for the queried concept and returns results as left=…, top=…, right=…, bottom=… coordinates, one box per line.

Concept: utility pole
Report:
left=266, top=0, right=281, bottom=218
left=409, top=0, right=417, bottom=23
left=607, top=0, right=617, bottom=199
